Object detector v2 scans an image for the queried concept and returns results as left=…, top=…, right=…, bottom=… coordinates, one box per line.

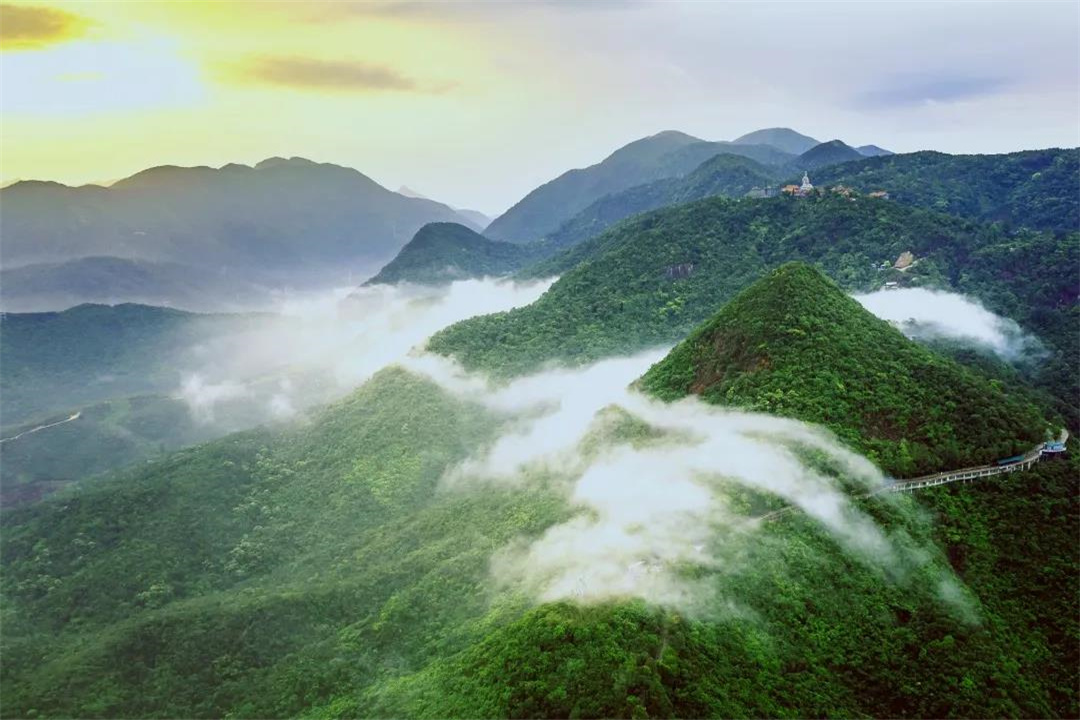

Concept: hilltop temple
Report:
left=781, top=171, right=815, bottom=197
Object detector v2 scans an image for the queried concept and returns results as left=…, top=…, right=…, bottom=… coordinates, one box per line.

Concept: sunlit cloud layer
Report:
left=0, top=3, right=90, bottom=50
left=228, top=56, right=453, bottom=94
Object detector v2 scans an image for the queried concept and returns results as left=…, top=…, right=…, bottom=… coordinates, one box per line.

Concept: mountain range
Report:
left=2, top=264, right=1074, bottom=718
left=2, top=124, right=1078, bottom=720
left=0, top=158, right=480, bottom=310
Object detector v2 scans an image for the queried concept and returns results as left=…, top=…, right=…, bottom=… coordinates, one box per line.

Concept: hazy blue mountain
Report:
left=857, top=144, right=894, bottom=157
left=732, top=127, right=821, bottom=155
left=542, top=153, right=780, bottom=252
left=0, top=256, right=270, bottom=313
left=790, top=139, right=866, bottom=171
left=483, top=131, right=794, bottom=243
left=0, top=303, right=280, bottom=426
left=0, top=158, right=477, bottom=297
left=398, top=185, right=492, bottom=229
left=454, top=208, right=493, bottom=229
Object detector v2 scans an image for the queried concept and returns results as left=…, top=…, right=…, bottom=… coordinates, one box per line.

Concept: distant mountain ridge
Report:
left=733, top=127, right=821, bottom=155
left=0, top=158, right=480, bottom=307
left=0, top=256, right=269, bottom=313
left=398, top=186, right=492, bottom=229
left=789, top=140, right=865, bottom=171
left=483, top=127, right=887, bottom=244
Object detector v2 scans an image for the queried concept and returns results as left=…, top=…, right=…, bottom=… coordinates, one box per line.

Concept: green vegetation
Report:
left=362, top=451, right=1077, bottom=719
left=809, top=148, right=1079, bottom=233
left=0, top=303, right=268, bottom=426
left=3, top=361, right=1076, bottom=718
left=436, top=195, right=1072, bottom=373
left=639, top=263, right=1048, bottom=476
left=432, top=195, right=1078, bottom=427
left=365, top=223, right=542, bottom=285
left=539, top=146, right=1077, bottom=266
left=0, top=396, right=223, bottom=507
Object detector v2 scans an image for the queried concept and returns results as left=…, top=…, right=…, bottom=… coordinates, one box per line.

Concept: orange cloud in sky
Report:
left=230, top=56, right=454, bottom=94
left=0, top=2, right=90, bottom=50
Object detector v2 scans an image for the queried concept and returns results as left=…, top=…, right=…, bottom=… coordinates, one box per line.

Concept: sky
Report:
left=2, top=0, right=1078, bottom=215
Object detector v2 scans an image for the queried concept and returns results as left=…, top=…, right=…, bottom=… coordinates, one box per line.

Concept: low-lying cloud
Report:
left=405, top=350, right=967, bottom=618
left=173, top=277, right=553, bottom=424
left=854, top=287, right=1042, bottom=360
left=172, top=277, right=976, bottom=619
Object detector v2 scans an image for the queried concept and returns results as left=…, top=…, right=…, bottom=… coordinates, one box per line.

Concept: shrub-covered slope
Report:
left=0, top=304, right=271, bottom=426
left=639, top=263, right=1048, bottom=476
left=433, top=195, right=1077, bottom=386
left=2, top=358, right=1076, bottom=718
left=808, top=148, right=1079, bottom=233
left=365, top=223, right=540, bottom=285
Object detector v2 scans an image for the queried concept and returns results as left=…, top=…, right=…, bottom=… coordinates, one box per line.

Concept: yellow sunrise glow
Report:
left=0, top=0, right=535, bottom=196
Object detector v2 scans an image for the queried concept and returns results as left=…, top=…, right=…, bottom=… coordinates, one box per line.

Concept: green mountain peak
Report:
left=639, top=262, right=1048, bottom=476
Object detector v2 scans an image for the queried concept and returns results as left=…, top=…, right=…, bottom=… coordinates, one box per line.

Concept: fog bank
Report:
left=855, top=287, right=1041, bottom=360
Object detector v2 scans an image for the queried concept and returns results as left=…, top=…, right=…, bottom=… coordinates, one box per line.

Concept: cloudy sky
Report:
left=2, top=0, right=1077, bottom=214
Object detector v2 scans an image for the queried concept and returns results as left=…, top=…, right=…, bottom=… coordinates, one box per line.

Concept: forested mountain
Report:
left=430, top=195, right=1078, bottom=429
left=790, top=139, right=865, bottom=171
left=483, top=130, right=794, bottom=243
left=0, top=303, right=282, bottom=426
left=0, top=256, right=270, bottom=313
left=856, top=144, right=893, bottom=157
left=0, top=158, right=477, bottom=304
left=639, top=263, right=1048, bottom=475
left=732, top=127, right=821, bottom=155
left=539, top=146, right=1078, bottom=267
left=542, top=153, right=779, bottom=253
left=365, top=223, right=540, bottom=286
left=3, top=351, right=1075, bottom=718
left=808, top=148, right=1079, bottom=233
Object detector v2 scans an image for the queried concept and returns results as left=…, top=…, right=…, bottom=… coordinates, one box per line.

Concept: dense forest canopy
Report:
left=639, top=263, right=1051, bottom=476
left=433, top=196, right=1076, bottom=412
left=807, top=148, right=1079, bottom=234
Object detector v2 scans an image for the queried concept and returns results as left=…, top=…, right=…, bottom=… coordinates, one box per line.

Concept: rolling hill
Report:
left=0, top=303, right=280, bottom=426
left=541, top=153, right=780, bottom=253
left=639, top=263, right=1048, bottom=475
left=0, top=256, right=271, bottom=313
left=364, top=223, right=541, bottom=285
left=808, top=148, right=1079, bottom=233
left=790, top=140, right=866, bottom=171
left=732, top=127, right=821, bottom=155
left=2, top=347, right=1075, bottom=718
left=431, top=194, right=1078, bottom=430
left=856, top=144, right=894, bottom=157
